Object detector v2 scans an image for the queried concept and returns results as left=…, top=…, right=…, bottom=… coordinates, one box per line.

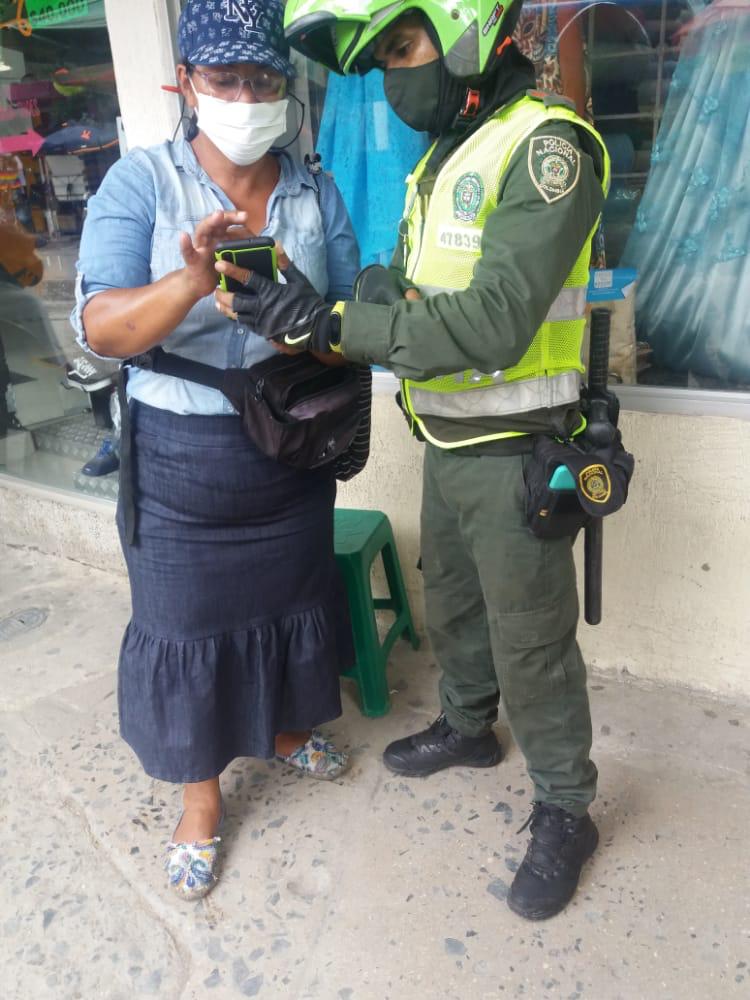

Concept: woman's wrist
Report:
left=175, top=266, right=213, bottom=308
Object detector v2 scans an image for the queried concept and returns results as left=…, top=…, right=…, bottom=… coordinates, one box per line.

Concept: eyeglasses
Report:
left=192, top=67, right=286, bottom=103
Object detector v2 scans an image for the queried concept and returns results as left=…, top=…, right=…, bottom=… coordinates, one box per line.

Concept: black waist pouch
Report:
left=524, top=432, right=635, bottom=539
left=222, top=353, right=361, bottom=469
left=130, top=347, right=362, bottom=470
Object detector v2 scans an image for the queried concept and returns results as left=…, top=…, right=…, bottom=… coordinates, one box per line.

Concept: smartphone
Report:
left=215, top=237, right=278, bottom=294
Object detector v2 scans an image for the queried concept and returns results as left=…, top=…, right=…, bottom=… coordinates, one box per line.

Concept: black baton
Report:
left=583, top=308, right=618, bottom=626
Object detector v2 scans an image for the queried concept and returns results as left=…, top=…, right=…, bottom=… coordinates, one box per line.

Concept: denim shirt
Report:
left=72, top=137, right=360, bottom=415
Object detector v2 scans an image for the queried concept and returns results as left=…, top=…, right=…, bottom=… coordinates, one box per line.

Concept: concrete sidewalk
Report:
left=1, top=543, right=749, bottom=1000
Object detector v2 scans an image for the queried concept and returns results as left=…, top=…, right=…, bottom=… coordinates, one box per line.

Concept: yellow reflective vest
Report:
left=400, top=93, right=611, bottom=448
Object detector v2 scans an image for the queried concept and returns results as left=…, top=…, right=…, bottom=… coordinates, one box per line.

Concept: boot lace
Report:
left=426, top=713, right=462, bottom=748
left=517, top=803, right=577, bottom=879
left=428, top=713, right=451, bottom=734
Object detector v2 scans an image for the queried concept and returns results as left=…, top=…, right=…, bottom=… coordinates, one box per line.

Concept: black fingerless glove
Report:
left=233, top=261, right=334, bottom=351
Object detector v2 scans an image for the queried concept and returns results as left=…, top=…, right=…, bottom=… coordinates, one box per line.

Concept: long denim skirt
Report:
left=116, top=401, right=353, bottom=784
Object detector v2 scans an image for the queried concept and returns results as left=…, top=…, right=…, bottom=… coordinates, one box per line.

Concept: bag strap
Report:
left=127, top=346, right=229, bottom=393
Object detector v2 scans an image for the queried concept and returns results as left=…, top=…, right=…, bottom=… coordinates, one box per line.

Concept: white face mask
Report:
left=190, top=80, right=289, bottom=166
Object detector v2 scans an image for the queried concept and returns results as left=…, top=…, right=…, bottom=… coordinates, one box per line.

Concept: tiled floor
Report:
left=1, top=544, right=748, bottom=1000
left=2, top=411, right=119, bottom=500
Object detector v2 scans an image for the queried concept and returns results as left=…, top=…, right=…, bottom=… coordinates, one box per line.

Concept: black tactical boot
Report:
left=382, top=713, right=502, bottom=777
left=508, top=803, right=598, bottom=920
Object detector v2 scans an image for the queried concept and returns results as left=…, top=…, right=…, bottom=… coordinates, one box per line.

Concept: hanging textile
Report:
left=513, top=0, right=593, bottom=120
left=514, top=1, right=602, bottom=264
left=316, top=72, right=428, bottom=267
left=514, top=1, right=564, bottom=94
left=621, top=0, right=750, bottom=383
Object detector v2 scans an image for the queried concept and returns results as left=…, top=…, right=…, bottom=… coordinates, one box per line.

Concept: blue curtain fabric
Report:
left=622, top=2, right=750, bottom=382
left=317, top=72, right=429, bottom=267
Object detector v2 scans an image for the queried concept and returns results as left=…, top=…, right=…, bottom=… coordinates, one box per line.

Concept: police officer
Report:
left=223, top=0, right=610, bottom=920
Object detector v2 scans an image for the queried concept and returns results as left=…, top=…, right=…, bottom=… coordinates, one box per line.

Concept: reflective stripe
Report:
left=544, top=287, right=587, bottom=323
left=453, top=369, right=504, bottom=384
left=407, top=371, right=581, bottom=419
left=419, top=283, right=587, bottom=321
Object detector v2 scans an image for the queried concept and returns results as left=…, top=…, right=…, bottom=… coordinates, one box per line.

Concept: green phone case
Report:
left=215, top=242, right=278, bottom=293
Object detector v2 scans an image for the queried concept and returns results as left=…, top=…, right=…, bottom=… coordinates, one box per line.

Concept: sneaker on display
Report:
left=80, top=438, right=119, bottom=477
left=7, top=413, right=26, bottom=432
left=0, top=413, right=27, bottom=437
left=65, top=356, right=114, bottom=393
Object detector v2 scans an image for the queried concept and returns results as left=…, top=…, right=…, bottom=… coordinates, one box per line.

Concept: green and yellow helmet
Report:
left=284, top=0, right=522, bottom=78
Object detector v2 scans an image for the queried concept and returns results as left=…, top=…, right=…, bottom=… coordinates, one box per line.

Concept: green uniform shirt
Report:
left=339, top=118, right=606, bottom=446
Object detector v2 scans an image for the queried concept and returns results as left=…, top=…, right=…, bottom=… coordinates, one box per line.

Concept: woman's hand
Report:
left=81, top=211, right=255, bottom=359
left=179, top=210, right=250, bottom=302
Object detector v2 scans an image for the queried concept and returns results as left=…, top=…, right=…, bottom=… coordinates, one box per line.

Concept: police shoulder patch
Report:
left=528, top=134, right=581, bottom=204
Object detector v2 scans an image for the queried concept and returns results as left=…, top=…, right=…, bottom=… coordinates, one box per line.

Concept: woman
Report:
left=72, top=0, right=361, bottom=901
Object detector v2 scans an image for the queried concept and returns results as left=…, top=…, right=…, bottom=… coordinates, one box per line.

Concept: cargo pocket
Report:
left=491, top=589, right=581, bottom=709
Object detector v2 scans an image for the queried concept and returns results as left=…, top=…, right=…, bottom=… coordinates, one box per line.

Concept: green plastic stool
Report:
left=334, top=508, right=420, bottom=717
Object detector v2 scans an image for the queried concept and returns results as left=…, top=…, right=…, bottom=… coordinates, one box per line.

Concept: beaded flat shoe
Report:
left=164, top=805, right=224, bottom=902
left=276, top=730, right=349, bottom=780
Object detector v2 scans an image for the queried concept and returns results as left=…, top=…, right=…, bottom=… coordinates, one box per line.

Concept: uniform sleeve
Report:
left=317, top=171, right=361, bottom=302
left=339, top=121, right=605, bottom=380
left=71, top=151, right=156, bottom=353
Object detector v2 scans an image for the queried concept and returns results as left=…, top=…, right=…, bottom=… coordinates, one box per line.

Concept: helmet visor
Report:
left=285, top=13, right=342, bottom=72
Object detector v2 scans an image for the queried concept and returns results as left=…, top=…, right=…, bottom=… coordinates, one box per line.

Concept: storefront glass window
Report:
left=0, top=0, right=121, bottom=497
left=297, top=0, right=750, bottom=394
left=586, top=0, right=749, bottom=393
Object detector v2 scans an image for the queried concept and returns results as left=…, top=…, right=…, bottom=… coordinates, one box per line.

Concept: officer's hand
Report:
left=214, top=253, right=334, bottom=352
left=213, top=254, right=311, bottom=323
left=353, top=264, right=421, bottom=305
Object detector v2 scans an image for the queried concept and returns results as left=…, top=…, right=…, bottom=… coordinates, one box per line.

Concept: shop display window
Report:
left=301, top=0, right=750, bottom=395
left=0, top=0, right=122, bottom=497
left=582, top=0, right=750, bottom=393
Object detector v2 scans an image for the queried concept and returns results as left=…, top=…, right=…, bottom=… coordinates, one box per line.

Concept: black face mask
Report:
left=384, top=59, right=467, bottom=135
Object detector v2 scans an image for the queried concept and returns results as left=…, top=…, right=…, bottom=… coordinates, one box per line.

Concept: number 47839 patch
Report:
left=437, top=226, right=482, bottom=252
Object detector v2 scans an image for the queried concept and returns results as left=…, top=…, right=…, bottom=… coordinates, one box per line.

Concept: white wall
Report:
left=104, top=0, right=183, bottom=151
left=338, top=393, right=750, bottom=702
left=577, top=409, right=750, bottom=698
left=2, top=400, right=749, bottom=701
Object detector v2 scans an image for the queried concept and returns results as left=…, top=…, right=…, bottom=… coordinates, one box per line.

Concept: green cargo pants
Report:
left=421, top=444, right=597, bottom=817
